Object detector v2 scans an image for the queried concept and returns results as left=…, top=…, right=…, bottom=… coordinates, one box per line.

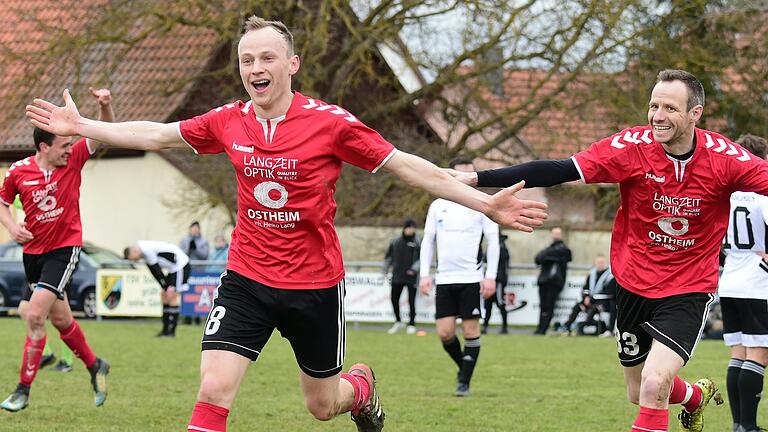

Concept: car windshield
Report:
left=82, top=246, right=126, bottom=266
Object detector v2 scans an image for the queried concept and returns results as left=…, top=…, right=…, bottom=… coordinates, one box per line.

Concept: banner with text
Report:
left=181, top=272, right=221, bottom=317
left=96, top=268, right=162, bottom=317
left=344, top=272, right=585, bottom=326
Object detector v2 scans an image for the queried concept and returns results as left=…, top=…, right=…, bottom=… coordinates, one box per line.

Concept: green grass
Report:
left=0, top=318, right=756, bottom=431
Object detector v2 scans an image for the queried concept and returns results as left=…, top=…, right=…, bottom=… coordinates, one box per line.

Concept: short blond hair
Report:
left=243, top=15, right=294, bottom=56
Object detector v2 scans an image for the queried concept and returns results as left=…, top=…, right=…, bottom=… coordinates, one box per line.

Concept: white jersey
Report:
left=137, top=240, right=190, bottom=274
left=419, top=199, right=499, bottom=285
left=719, top=191, right=768, bottom=299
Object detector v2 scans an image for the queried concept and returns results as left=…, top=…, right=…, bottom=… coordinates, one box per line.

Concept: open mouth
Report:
left=653, top=124, right=671, bottom=132
left=252, top=79, right=270, bottom=93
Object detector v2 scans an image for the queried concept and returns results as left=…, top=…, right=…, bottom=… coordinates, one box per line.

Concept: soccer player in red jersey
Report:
left=450, top=69, right=768, bottom=431
left=25, top=16, right=548, bottom=432
left=0, top=88, right=113, bottom=412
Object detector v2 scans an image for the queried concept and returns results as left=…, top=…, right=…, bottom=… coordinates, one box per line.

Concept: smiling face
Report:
left=647, top=80, right=702, bottom=150
left=238, top=27, right=300, bottom=118
left=38, top=135, right=73, bottom=168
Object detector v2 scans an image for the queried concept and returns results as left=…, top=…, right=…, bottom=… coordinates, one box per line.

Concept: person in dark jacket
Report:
left=179, top=221, right=210, bottom=261
left=384, top=219, right=421, bottom=334
left=482, top=232, right=510, bottom=334
left=533, top=227, right=572, bottom=335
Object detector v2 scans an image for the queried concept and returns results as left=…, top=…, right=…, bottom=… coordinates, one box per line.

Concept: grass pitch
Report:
left=0, top=318, right=753, bottom=431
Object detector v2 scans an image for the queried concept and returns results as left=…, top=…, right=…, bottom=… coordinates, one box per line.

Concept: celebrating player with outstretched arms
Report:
left=0, top=88, right=114, bottom=413
left=450, top=69, right=768, bottom=432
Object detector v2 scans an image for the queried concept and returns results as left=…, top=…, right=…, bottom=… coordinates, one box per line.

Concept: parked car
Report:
left=0, top=241, right=132, bottom=318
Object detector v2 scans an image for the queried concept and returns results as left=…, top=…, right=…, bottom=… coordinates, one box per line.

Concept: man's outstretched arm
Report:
left=381, top=151, right=548, bottom=232
left=450, top=159, right=581, bottom=188
left=27, top=89, right=187, bottom=151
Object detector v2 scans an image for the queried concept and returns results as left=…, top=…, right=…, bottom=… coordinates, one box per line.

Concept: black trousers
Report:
left=563, top=298, right=617, bottom=333
left=391, top=281, right=417, bottom=325
left=535, top=281, right=562, bottom=334
left=594, top=298, right=617, bottom=332
left=483, top=282, right=508, bottom=329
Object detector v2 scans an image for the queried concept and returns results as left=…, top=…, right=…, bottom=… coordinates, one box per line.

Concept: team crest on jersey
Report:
left=100, top=275, right=123, bottom=310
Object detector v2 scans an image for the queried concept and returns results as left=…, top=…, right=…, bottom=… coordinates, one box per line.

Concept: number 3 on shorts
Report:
left=205, top=306, right=227, bottom=335
left=617, top=331, right=640, bottom=356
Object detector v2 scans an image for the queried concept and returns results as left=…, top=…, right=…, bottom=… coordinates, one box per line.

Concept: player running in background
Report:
left=719, top=134, right=768, bottom=432
left=449, top=69, right=768, bottom=432
left=0, top=88, right=113, bottom=412
left=124, top=240, right=191, bottom=337
left=25, top=16, right=548, bottom=432
left=419, top=155, right=499, bottom=397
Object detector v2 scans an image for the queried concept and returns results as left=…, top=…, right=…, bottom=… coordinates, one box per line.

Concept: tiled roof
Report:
left=484, top=69, right=620, bottom=160
left=0, top=0, right=224, bottom=154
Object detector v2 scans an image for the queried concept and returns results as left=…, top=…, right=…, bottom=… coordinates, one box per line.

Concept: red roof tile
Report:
left=0, top=0, right=223, bottom=153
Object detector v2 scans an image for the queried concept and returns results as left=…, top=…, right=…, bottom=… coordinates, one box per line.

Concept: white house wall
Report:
left=79, top=153, right=231, bottom=255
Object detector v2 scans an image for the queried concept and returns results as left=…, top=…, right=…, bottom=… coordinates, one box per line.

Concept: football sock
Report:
left=458, top=337, right=480, bottom=385
left=669, top=376, right=702, bottom=413
left=59, top=319, right=97, bottom=368
left=738, top=360, right=765, bottom=430
left=631, top=406, right=668, bottom=431
left=42, top=341, right=52, bottom=357
left=161, top=305, right=170, bottom=334
left=188, top=401, right=229, bottom=432
left=442, top=336, right=463, bottom=368
left=167, top=307, right=180, bottom=335
left=727, top=358, right=743, bottom=425
left=340, top=373, right=370, bottom=414
left=60, top=341, right=74, bottom=366
left=19, top=335, right=46, bottom=387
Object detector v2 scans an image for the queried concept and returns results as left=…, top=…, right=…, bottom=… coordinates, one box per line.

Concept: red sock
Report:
left=188, top=401, right=229, bottom=432
left=58, top=319, right=97, bottom=368
left=631, top=406, right=668, bottom=431
left=340, top=373, right=370, bottom=414
left=668, top=376, right=702, bottom=412
left=19, top=335, right=46, bottom=387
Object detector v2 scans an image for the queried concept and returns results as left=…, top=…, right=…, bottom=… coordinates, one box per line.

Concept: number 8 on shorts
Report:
left=205, top=306, right=227, bottom=335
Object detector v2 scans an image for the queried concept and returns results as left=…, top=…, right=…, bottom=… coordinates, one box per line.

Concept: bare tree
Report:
left=3, top=0, right=765, bottom=224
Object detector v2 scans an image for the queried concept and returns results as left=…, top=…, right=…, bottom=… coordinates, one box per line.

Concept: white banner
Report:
left=344, top=272, right=586, bottom=326
left=96, top=268, right=162, bottom=317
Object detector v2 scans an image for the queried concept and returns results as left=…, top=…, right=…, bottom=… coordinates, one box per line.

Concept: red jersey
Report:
left=178, top=92, right=396, bottom=289
left=0, top=138, right=92, bottom=254
left=573, top=125, right=768, bottom=298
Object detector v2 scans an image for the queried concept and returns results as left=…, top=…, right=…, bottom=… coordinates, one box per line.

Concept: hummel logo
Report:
left=22, top=180, right=39, bottom=186
left=232, top=142, right=254, bottom=153
left=704, top=133, right=751, bottom=162
left=645, top=173, right=665, bottom=183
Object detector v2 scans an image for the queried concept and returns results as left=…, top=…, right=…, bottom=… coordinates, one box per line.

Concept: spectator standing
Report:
left=180, top=221, right=210, bottom=261
left=180, top=222, right=208, bottom=324
left=482, top=232, right=510, bottom=334
left=384, top=219, right=421, bottom=334
left=207, top=234, right=229, bottom=271
left=533, top=227, right=572, bottom=335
